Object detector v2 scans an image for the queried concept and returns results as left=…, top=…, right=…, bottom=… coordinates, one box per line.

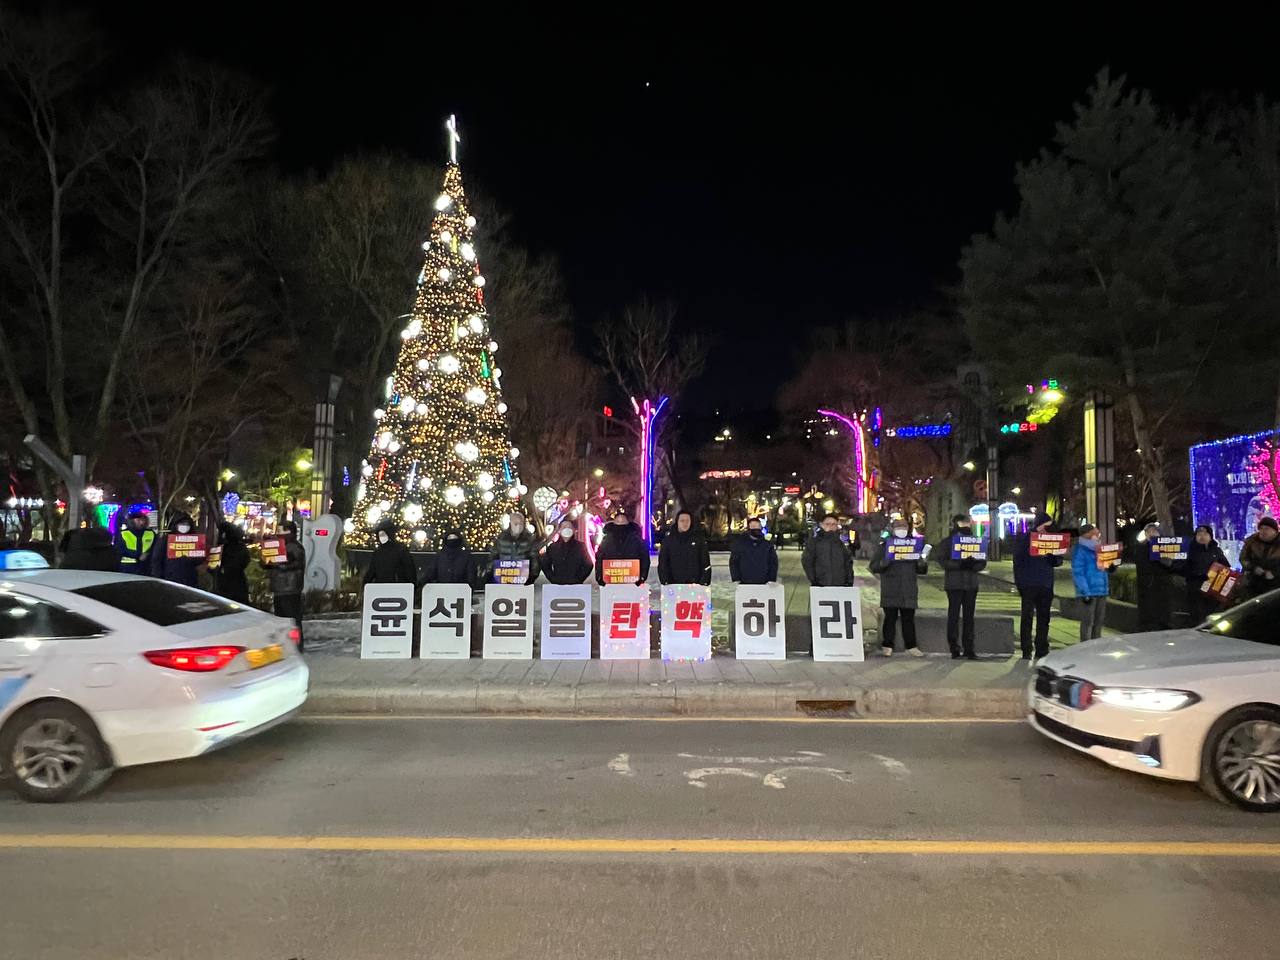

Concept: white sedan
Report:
left=0, top=560, right=308, bottom=802
left=1029, top=588, right=1280, bottom=811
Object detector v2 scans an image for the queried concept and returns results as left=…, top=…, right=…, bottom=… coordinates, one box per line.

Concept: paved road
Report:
left=1, top=717, right=1276, bottom=959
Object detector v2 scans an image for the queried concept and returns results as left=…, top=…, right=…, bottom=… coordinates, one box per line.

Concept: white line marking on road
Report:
left=608, top=753, right=634, bottom=777
left=300, top=714, right=1024, bottom=725
left=685, top=767, right=763, bottom=788
left=677, top=752, right=825, bottom=764
left=870, top=754, right=910, bottom=778
left=762, top=767, right=858, bottom=789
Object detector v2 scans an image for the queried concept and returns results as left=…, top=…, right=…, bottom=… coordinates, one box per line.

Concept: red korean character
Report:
left=610, top=601, right=641, bottom=640
left=674, top=599, right=706, bottom=635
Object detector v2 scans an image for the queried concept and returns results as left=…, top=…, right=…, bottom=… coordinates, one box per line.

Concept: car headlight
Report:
left=1091, top=687, right=1200, bottom=711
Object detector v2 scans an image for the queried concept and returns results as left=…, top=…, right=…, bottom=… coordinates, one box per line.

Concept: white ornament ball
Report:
left=477, top=472, right=495, bottom=491
left=343, top=517, right=355, bottom=534
left=419, top=477, right=432, bottom=490
left=421, top=241, right=430, bottom=251
left=412, top=529, right=427, bottom=545
left=437, top=267, right=451, bottom=282
left=361, top=464, right=374, bottom=478
left=517, top=483, right=529, bottom=495
left=379, top=500, right=391, bottom=511
left=444, top=485, right=465, bottom=506
left=415, top=402, right=428, bottom=415
left=473, top=275, right=485, bottom=287
left=488, top=340, right=498, bottom=352
left=468, top=314, right=484, bottom=333
left=388, top=441, right=402, bottom=454
left=465, top=386, right=487, bottom=405
left=496, top=402, right=508, bottom=414
left=507, top=487, right=520, bottom=499
left=465, top=215, right=476, bottom=227
left=438, top=354, right=461, bottom=374
left=509, top=446, right=520, bottom=459
left=373, top=408, right=385, bottom=420
left=399, top=396, right=415, bottom=413
left=366, top=506, right=382, bottom=525
left=440, top=230, right=453, bottom=244
left=434, top=193, right=452, bottom=210
left=481, top=491, right=495, bottom=503
left=402, top=503, right=423, bottom=524
left=417, top=359, right=430, bottom=371
left=454, top=441, right=479, bottom=462
left=377, top=431, right=392, bottom=450
left=460, top=242, right=475, bottom=261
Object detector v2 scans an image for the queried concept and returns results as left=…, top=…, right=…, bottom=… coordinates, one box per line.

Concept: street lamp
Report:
left=592, top=467, right=604, bottom=478
left=296, top=458, right=312, bottom=471
left=962, top=461, right=976, bottom=472
left=1012, top=486, right=1022, bottom=496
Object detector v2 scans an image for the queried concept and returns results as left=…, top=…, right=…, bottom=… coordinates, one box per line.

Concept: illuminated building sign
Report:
left=884, top=424, right=952, bottom=439
left=1000, top=422, right=1040, bottom=434
left=699, top=470, right=753, bottom=480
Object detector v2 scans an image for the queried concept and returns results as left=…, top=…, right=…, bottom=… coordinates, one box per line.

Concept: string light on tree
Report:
left=348, top=114, right=522, bottom=549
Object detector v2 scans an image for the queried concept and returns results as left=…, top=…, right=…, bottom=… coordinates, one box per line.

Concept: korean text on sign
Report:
left=493, top=559, right=530, bottom=584
left=808, top=586, right=864, bottom=661
left=260, top=536, right=287, bottom=566
left=167, top=533, right=207, bottom=560
left=602, top=559, right=642, bottom=584
left=734, top=584, right=785, bottom=660
left=420, top=583, right=471, bottom=659
left=1029, top=533, right=1071, bottom=557
left=360, top=583, right=415, bottom=659
left=206, top=545, right=223, bottom=571
left=887, top=536, right=925, bottom=561
left=1200, top=563, right=1241, bottom=603
left=600, top=584, right=649, bottom=659
left=539, top=584, right=591, bottom=660
left=660, top=584, right=711, bottom=662
left=950, top=536, right=988, bottom=561
left=482, top=584, right=534, bottom=659
left=1095, top=543, right=1121, bottom=570
left=1150, top=536, right=1188, bottom=562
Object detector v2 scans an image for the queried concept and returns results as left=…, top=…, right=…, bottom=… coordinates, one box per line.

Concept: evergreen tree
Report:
left=348, top=119, right=523, bottom=549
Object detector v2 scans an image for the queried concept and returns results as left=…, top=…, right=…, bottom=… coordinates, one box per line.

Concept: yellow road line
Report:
left=0, top=834, right=1276, bottom=857
left=299, top=714, right=1025, bottom=724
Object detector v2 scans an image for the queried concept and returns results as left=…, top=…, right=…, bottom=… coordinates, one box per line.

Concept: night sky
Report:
left=88, top=7, right=1280, bottom=408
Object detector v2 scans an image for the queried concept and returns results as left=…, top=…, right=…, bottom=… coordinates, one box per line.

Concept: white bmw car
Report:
left=0, top=560, right=308, bottom=802
left=1029, top=588, right=1280, bottom=811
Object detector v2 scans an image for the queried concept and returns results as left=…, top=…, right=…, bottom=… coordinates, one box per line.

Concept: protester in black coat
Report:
left=487, top=512, right=540, bottom=584
left=937, top=514, right=986, bottom=659
left=594, top=510, right=650, bottom=585
left=429, top=530, right=475, bottom=586
left=1240, top=517, right=1280, bottom=600
left=730, top=517, right=779, bottom=585
left=149, top=512, right=204, bottom=587
left=1011, top=511, right=1063, bottom=660
left=1181, top=524, right=1228, bottom=623
left=59, top=524, right=118, bottom=572
left=1134, top=522, right=1174, bottom=630
left=801, top=514, right=854, bottom=587
left=265, top=520, right=307, bottom=649
left=658, top=511, right=711, bottom=585
left=543, top=519, right=593, bottom=584
left=364, top=520, right=418, bottom=585
left=869, top=519, right=929, bottom=657
left=214, top=522, right=250, bottom=604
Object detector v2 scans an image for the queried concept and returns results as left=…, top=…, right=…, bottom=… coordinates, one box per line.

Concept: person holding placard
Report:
left=938, top=514, right=986, bottom=659
left=148, top=512, right=205, bottom=587
left=1012, top=511, right=1062, bottom=661
left=543, top=519, right=593, bottom=584
left=1181, top=524, right=1229, bottom=623
left=594, top=509, right=650, bottom=585
left=488, top=511, right=540, bottom=585
left=1240, top=517, right=1280, bottom=600
left=265, top=520, right=307, bottom=648
left=364, top=520, right=418, bottom=585
left=869, top=520, right=929, bottom=657
left=658, top=510, right=712, bottom=586
left=1071, top=524, right=1118, bottom=641
left=1134, top=521, right=1174, bottom=631
left=214, top=521, right=250, bottom=604
left=802, top=513, right=854, bottom=587
left=730, top=517, right=779, bottom=585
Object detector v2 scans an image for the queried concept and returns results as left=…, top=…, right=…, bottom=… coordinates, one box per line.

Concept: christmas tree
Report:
left=347, top=116, right=524, bottom=550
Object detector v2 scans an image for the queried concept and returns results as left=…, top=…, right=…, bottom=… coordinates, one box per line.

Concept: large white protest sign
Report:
left=360, top=583, right=415, bottom=659
left=600, top=584, right=650, bottom=660
left=734, top=583, right=786, bottom=660
left=482, top=583, right=535, bottom=659
left=540, top=584, right=592, bottom=660
left=660, top=584, right=712, bottom=662
left=419, top=583, right=472, bottom=659
left=808, top=586, right=865, bottom=662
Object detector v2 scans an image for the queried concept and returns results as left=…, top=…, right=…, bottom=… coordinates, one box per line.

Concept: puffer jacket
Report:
left=430, top=532, right=475, bottom=585
left=488, top=527, right=540, bottom=584
left=270, top=537, right=307, bottom=595
left=658, top=526, right=712, bottom=585
left=149, top=514, right=204, bottom=587
left=1071, top=538, right=1111, bottom=598
left=869, top=539, right=927, bottom=609
left=937, top=527, right=987, bottom=591
left=594, top=522, right=651, bottom=585
left=1240, top=533, right=1280, bottom=598
left=801, top=529, right=853, bottom=587
left=730, top=532, right=778, bottom=584
left=1012, top=512, right=1063, bottom=591
left=543, top=537, right=593, bottom=584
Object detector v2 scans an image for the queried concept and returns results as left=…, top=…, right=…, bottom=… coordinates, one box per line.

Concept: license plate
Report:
left=245, top=644, right=284, bottom=669
left=1035, top=696, right=1071, bottom=726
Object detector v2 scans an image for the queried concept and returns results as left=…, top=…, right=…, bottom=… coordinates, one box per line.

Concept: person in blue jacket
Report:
left=1012, top=511, right=1064, bottom=661
left=1072, top=524, right=1118, bottom=642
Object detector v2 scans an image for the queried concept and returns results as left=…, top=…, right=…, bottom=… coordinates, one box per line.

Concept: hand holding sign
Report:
left=951, top=536, right=987, bottom=561
left=1030, top=533, right=1071, bottom=557
left=887, top=537, right=925, bottom=561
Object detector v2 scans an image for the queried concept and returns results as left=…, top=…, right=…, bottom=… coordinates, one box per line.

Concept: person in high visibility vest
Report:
left=113, top=509, right=156, bottom=574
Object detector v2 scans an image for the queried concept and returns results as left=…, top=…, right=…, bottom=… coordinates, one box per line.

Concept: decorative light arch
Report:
left=817, top=408, right=873, bottom=514
left=631, top=395, right=669, bottom=546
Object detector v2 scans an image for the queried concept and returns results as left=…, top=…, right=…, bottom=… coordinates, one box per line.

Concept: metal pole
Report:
left=986, top=443, right=1000, bottom=562
left=23, top=436, right=85, bottom=532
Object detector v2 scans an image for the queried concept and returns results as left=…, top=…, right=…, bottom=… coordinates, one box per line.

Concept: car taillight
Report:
left=143, top=646, right=245, bottom=672
left=287, top=627, right=301, bottom=646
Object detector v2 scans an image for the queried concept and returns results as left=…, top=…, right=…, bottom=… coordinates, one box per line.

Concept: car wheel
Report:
left=1200, top=706, right=1280, bottom=812
left=1, top=702, right=112, bottom=803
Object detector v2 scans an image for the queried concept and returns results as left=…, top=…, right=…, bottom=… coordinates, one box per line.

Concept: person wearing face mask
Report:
left=937, top=513, right=986, bottom=659
left=114, top=509, right=156, bottom=573
left=730, top=516, right=779, bottom=585
left=428, top=529, right=475, bottom=587
left=1134, top=520, right=1174, bottom=631
left=869, top=520, right=929, bottom=657
left=1180, top=524, right=1228, bottom=622
left=1071, top=524, right=1117, bottom=642
left=263, top=520, right=308, bottom=642
left=1012, top=510, right=1063, bottom=661
left=1240, top=516, right=1280, bottom=600
left=149, top=512, right=205, bottom=587
left=363, top=519, right=418, bottom=585
left=488, top=511, right=540, bottom=585
left=801, top=513, right=854, bottom=587
left=543, top=520, right=594, bottom=584
left=594, top=508, right=651, bottom=585
left=658, top=510, right=712, bottom=586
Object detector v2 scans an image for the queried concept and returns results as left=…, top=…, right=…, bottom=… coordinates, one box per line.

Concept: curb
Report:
left=304, top=683, right=1027, bottom=720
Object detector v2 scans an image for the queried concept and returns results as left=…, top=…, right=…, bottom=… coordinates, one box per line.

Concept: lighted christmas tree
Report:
left=347, top=116, right=524, bottom=550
